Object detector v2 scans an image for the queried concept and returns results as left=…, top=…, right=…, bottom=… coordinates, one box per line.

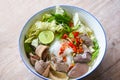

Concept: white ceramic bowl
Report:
left=19, top=5, right=107, bottom=80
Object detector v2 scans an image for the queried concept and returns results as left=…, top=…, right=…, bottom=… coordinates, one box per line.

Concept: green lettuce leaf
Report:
left=73, top=12, right=81, bottom=27
left=93, top=39, right=99, bottom=49
left=41, top=13, right=55, bottom=22
left=55, top=6, right=64, bottom=15
left=25, top=25, right=40, bottom=43
left=89, top=39, right=99, bottom=65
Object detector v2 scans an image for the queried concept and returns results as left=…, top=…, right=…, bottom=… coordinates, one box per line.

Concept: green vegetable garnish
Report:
left=71, top=25, right=80, bottom=31
left=91, top=49, right=99, bottom=60
left=89, top=39, right=99, bottom=65
left=24, top=43, right=33, bottom=53
left=93, top=39, right=99, bottom=49
left=63, top=24, right=71, bottom=32
left=25, top=25, right=40, bottom=43
left=53, top=14, right=71, bottom=24
left=25, top=37, right=34, bottom=43
left=69, top=32, right=74, bottom=38
left=42, top=14, right=52, bottom=22
left=56, top=32, right=64, bottom=39
left=47, top=16, right=55, bottom=22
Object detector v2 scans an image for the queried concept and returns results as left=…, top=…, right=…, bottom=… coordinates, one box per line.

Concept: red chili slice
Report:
left=59, top=43, right=67, bottom=55
left=75, top=37, right=79, bottom=44
left=62, top=34, right=68, bottom=39
left=72, top=32, right=79, bottom=38
left=68, top=42, right=77, bottom=52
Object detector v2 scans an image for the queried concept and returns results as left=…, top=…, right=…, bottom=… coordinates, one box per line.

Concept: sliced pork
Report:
left=42, top=65, right=50, bottom=77
left=82, top=44, right=91, bottom=53
left=73, top=43, right=92, bottom=63
left=35, top=45, right=49, bottom=61
left=51, top=54, right=63, bottom=63
left=80, top=34, right=93, bottom=47
left=35, top=60, right=45, bottom=74
left=35, top=60, right=50, bottom=76
left=29, top=53, right=40, bottom=65
left=55, top=62, right=69, bottom=73
left=73, top=52, right=91, bottom=63
left=68, top=63, right=89, bottom=78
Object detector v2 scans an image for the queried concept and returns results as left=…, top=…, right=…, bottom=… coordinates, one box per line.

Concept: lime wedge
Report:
left=38, top=30, right=54, bottom=44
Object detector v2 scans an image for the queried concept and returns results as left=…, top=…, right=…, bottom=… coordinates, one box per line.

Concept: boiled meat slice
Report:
left=55, top=62, right=69, bottom=73
left=80, top=34, right=93, bottom=47
left=35, top=44, right=49, bottom=61
left=29, top=53, right=40, bottom=65
left=68, top=63, right=88, bottom=78
left=73, top=52, right=91, bottom=63
left=34, top=60, right=50, bottom=77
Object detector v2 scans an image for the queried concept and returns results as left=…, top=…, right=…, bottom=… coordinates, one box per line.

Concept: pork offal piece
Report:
left=35, top=45, right=49, bottom=61
left=35, top=60, right=50, bottom=77
left=80, top=34, right=93, bottom=47
left=42, top=65, right=50, bottom=77
left=73, top=44, right=92, bottom=63
left=82, top=44, right=91, bottom=53
left=35, top=61, right=45, bottom=74
left=55, top=62, right=69, bottom=73
left=51, top=54, right=63, bottom=63
left=29, top=53, right=40, bottom=66
left=30, top=57, right=37, bottom=66
left=68, top=63, right=89, bottom=78
left=73, top=52, right=91, bottom=63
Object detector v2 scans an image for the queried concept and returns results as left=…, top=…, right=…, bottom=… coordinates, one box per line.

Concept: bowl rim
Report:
left=19, top=4, right=107, bottom=80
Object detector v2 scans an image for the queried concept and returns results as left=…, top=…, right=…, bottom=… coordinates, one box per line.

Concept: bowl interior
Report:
left=19, top=5, right=107, bottom=80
